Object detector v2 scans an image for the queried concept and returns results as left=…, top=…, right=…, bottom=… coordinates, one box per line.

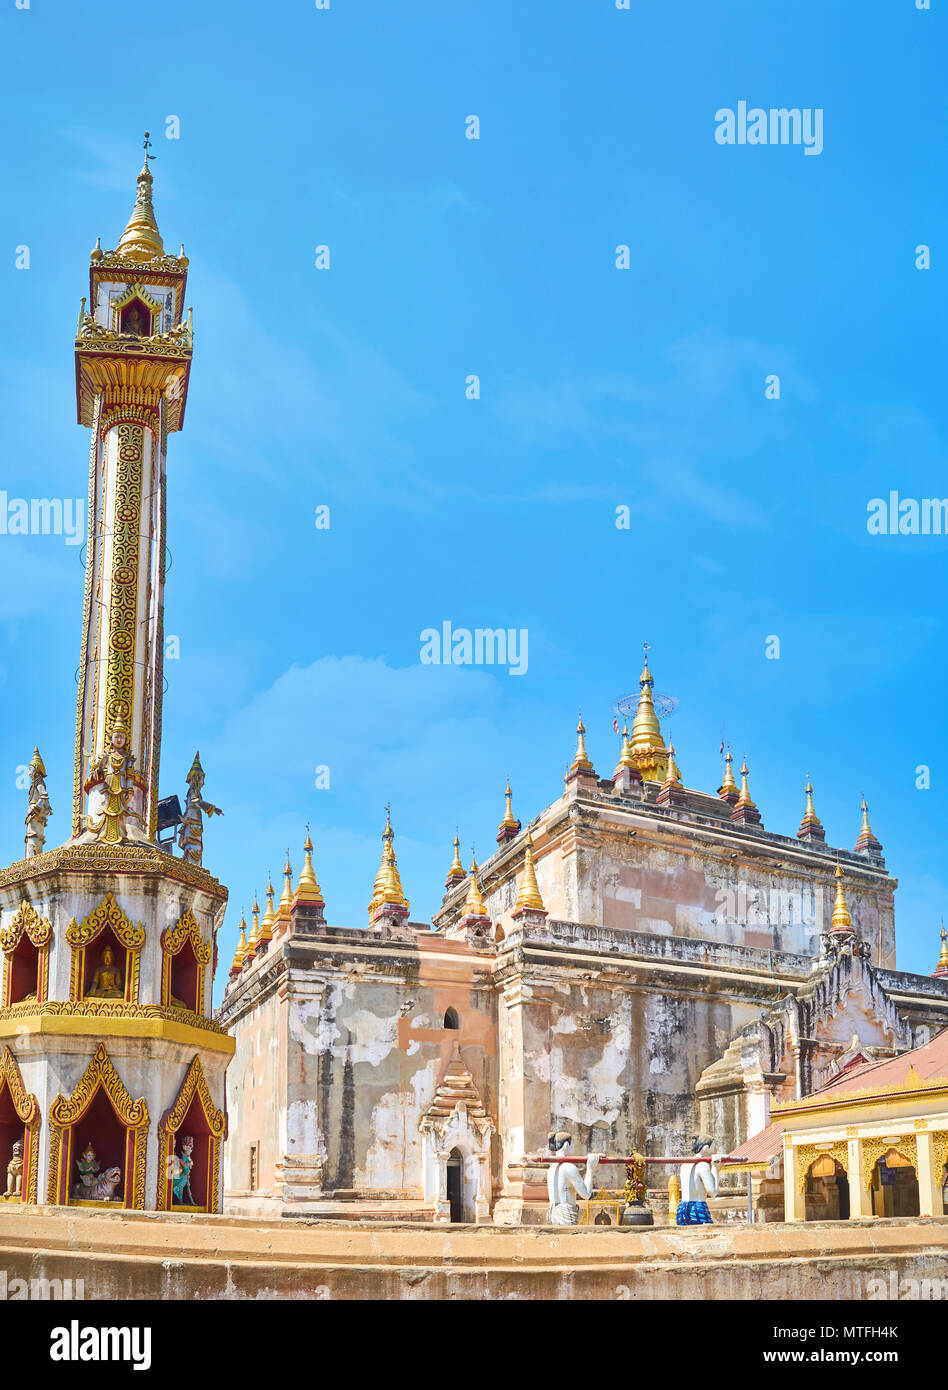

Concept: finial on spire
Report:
left=368, top=808, right=409, bottom=923
left=512, top=830, right=547, bottom=919
left=461, top=851, right=488, bottom=919
left=115, top=133, right=165, bottom=261
left=295, top=826, right=324, bottom=905
left=933, top=920, right=948, bottom=978
left=717, top=746, right=739, bottom=805
left=628, top=645, right=668, bottom=782
left=656, top=739, right=686, bottom=807
left=830, top=859, right=854, bottom=935
left=730, top=755, right=762, bottom=826
left=569, top=713, right=594, bottom=773
left=854, top=796, right=883, bottom=857
left=797, top=775, right=825, bottom=842
left=497, top=777, right=521, bottom=841
left=446, top=832, right=466, bottom=888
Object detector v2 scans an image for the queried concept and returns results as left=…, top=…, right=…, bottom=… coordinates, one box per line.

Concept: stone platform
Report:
left=1, top=1206, right=947, bottom=1299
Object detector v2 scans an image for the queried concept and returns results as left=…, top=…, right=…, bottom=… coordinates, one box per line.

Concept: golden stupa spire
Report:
left=498, top=779, right=519, bottom=832
left=446, top=832, right=466, bottom=885
left=248, top=893, right=261, bottom=951
left=278, top=850, right=293, bottom=912
left=830, top=860, right=854, bottom=934
left=854, top=796, right=882, bottom=853
left=718, top=747, right=739, bottom=801
left=615, top=723, right=636, bottom=773
left=368, top=805, right=409, bottom=920
left=513, top=831, right=546, bottom=914
left=661, top=741, right=682, bottom=789
left=115, top=133, right=165, bottom=262
left=294, top=825, right=324, bottom=904
left=734, top=756, right=757, bottom=810
left=232, top=912, right=249, bottom=972
left=628, top=643, right=668, bottom=780
left=259, top=874, right=275, bottom=945
left=462, top=851, right=488, bottom=918
left=570, top=713, right=594, bottom=772
left=934, top=921, right=948, bottom=977
left=797, top=776, right=825, bottom=838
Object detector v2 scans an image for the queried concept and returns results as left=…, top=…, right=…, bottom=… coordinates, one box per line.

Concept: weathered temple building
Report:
left=220, top=654, right=948, bottom=1222
left=0, top=145, right=231, bottom=1214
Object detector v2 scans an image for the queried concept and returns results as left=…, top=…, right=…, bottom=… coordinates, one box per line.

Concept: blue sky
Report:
left=0, top=0, right=945, bottom=998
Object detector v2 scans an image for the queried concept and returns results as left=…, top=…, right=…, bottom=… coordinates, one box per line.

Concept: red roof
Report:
left=727, top=1121, right=784, bottom=1165
left=805, top=1025, right=948, bottom=1102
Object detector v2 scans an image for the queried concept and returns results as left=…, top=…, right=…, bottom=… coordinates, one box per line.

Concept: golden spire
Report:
left=294, top=826, right=324, bottom=904
left=462, top=852, right=488, bottom=917
left=718, top=748, right=738, bottom=801
left=615, top=723, right=636, bottom=772
left=734, top=756, right=757, bottom=810
left=513, top=831, right=546, bottom=913
left=259, top=874, right=275, bottom=944
left=446, top=833, right=466, bottom=885
left=934, top=921, right=948, bottom=977
left=278, top=851, right=293, bottom=912
left=570, top=714, right=594, bottom=772
left=248, top=893, right=261, bottom=951
left=661, top=741, right=682, bottom=789
left=628, top=643, right=668, bottom=780
left=498, top=779, right=519, bottom=832
left=367, top=805, right=409, bottom=919
left=115, top=134, right=165, bottom=262
left=830, top=860, right=853, bottom=934
left=232, top=912, right=249, bottom=971
left=854, top=796, right=882, bottom=853
left=798, top=776, right=824, bottom=837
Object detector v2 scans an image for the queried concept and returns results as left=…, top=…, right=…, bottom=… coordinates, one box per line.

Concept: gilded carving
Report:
left=104, top=423, right=144, bottom=748
left=161, top=907, right=211, bottom=1014
left=73, top=396, right=101, bottom=836
left=47, top=1043, right=148, bottom=1209
left=0, top=901, right=51, bottom=953
left=861, top=1134, right=918, bottom=1190
left=932, top=1132, right=948, bottom=1186
left=0, top=998, right=229, bottom=1036
left=66, top=893, right=145, bottom=1004
left=0, top=841, right=226, bottom=902
left=796, top=1141, right=850, bottom=1193
left=0, top=1046, right=40, bottom=1205
left=156, top=1055, right=226, bottom=1212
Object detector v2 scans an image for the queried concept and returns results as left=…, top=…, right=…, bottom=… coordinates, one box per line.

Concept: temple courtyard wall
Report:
left=2, top=1206, right=948, bottom=1299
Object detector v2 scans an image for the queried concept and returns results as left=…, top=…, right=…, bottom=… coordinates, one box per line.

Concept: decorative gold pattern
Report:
left=66, top=893, right=145, bottom=1004
left=0, top=841, right=226, bottom=902
left=932, top=1131, right=948, bottom=1184
left=0, top=1047, right=40, bottom=1204
left=861, top=1134, right=917, bottom=1190
left=0, top=998, right=228, bottom=1034
left=47, top=1043, right=149, bottom=1208
left=156, top=1055, right=226, bottom=1213
left=0, top=901, right=51, bottom=953
left=772, top=1067, right=948, bottom=1117
left=161, top=908, right=211, bottom=1014
left=73, top=396, right=102, bottom=834
left=796, top=1141, right=849, bottom=1193
left=102, top=423, right=144, bottom=748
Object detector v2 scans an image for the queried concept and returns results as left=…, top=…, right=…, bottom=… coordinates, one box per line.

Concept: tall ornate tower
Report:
left=0, top=141, right=232, bottom=1215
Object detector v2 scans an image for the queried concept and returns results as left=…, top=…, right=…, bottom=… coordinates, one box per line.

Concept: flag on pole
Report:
left=613, top=717, right=619, bottom=733
left=719, top=740, right=725, bottom=754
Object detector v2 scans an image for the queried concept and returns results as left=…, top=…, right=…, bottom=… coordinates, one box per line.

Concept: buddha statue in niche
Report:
left=87, top=944, right=124, bottom=1000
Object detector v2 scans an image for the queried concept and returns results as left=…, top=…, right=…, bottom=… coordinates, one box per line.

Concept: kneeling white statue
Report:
left=546, top=1131, right=602, bottom=1225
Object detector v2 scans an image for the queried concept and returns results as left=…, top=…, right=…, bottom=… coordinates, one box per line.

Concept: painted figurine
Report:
left=177, top=752, right=222, bottom=866
left=87, top=945, right=124, bottom=1000
left=24, top=747, right=53, bottom=858
left=545, top=1131, right=602, bottom=1225
left=676, top=1136, right=722, bottom=1225
left=85, top=716, right=144, bottom=844
left=73, top=1142, right=100, bottom=1196
left=171, top=1135, right=195, bottom=1204
left=5, top=1140, right=23, bottom=1198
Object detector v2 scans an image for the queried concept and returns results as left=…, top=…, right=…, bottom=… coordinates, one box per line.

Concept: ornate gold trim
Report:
left=932, top=1131, right=948, bottom=1184
left=861, top=1134, right=918, bottom=1190
left=796, top=1141, right=850, bottom=1193
left=0, top=1046, right=40, bottom=1204
left=0, top=901, right=51, bottom=1007
left=156, top=1055, right=226, bottom=1212
left=108, top=283, right=164, bottom=334
left=66, top=893, right=145, bottom=1004
left=161, top=908, right=211, bottom=1015
left=773, top=1067, right=948, bottom=1119
left=0, top=841, right=226, bottom=902
left=74, top=395, right=101, bottom=835
left=0, top=998, right=228, bottom=1035
left=47, top=1043, right=149, bottom=1208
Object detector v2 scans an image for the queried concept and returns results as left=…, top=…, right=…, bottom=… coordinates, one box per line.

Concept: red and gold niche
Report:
left=47, top=1044, right=148, bottom=1209
left=66, top=893, right=145, bottom=1004
left=156, top=1055, right=226, bottom=1213
left=160, top=908, right=211, bottom=1016
left=0, top=900, right=51, bottom=1006
left=0, top=1047, right=40, bottom=1204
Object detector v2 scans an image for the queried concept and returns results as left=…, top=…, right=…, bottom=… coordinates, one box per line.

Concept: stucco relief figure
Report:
left=5, top=1140, right=23, bottom=1198
left=73, top=1142, right=100, bottom=1197
left=676, top=1137, right=721, bottom=1226
left=87, top=945, right=124, bottom=1000
left=24, top=747, right=53, bottom=858
left=85, top=717, right=145, bottom=844
left=546, top=1131, right=602, bottom=1225
left=170, top=1135, right=195, bottom=1204
left=177, top=752, right=222, bottom=866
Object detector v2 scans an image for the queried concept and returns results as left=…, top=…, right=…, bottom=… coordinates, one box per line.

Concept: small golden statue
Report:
left=86, top=716, right=141, bottom=844
left=4, top=1140, right=23, bottom=1198
left=87, top=945, right=124, bottom=1000
left=176, top=752, right=222, bottom=867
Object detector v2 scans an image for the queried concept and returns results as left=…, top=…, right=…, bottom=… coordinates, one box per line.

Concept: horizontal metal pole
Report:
left=530, top=1155, right=731, bottom=1165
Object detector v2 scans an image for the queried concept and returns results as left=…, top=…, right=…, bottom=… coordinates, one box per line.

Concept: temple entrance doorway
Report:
left=803, top=1155, right=850, bottom=1220
left=446, top=1149, right=463, bottom=1222
left=870, top=1151, right=920, bottom=1218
